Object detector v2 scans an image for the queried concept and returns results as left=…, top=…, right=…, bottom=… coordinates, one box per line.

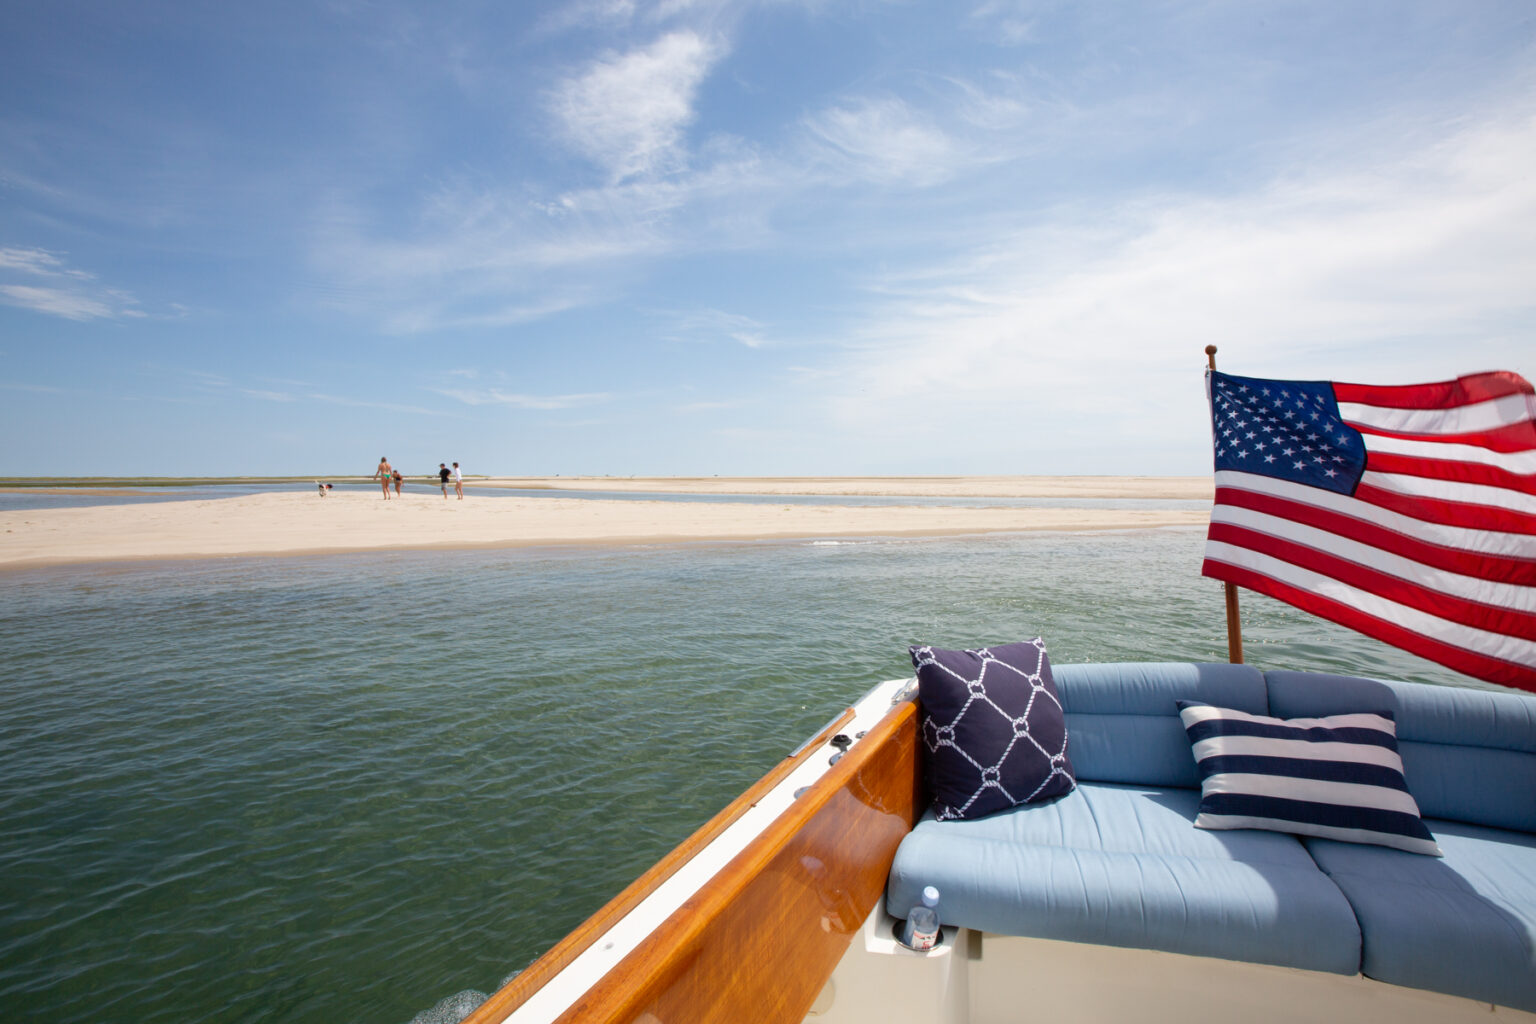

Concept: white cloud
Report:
left=307, top=392, right=449, bottom=416
left=380, top=294, right=593, bottom=334
left=533, top=0, right=639, bottom=35
left=0, top=248, right=147, bottom=321
left=801, top=96, right=961, bottom=188
left=0, top=247, right=87, bottom=278
left=0, top=245, right=157, bottom=320
left=655, top=306, right=767, bottom=347
left=966, top=0, right=1039, bottom=46
left=166, top=371, right=447, bottom=416
left=435, top=388, right=611, bottom=410
left=309, top=9, right=1535, bottom=378
left=308, top=134, right=778, bottom=334
left=0, top=381, right=68, bottom=394
left=549, top=30, right=723, bottom=183
left=811, top=108, right=1536, bottom=470
left=0, top=284, right=124, bottom=321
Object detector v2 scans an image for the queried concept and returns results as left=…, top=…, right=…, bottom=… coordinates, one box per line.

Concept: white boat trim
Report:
left=503, top=677, right=915, bottom=1024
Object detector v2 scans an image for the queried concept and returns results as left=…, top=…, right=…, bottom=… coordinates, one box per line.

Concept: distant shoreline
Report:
left=1, top=474, right=1212, bottom=499
left=475, top=475, right=1212, bottom=499
left=0, top=477, right=1213, bottom=571
left=0, top=476, right=348, bottom=490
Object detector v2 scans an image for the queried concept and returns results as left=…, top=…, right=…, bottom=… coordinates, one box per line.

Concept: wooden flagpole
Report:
left=1205, top=345, right=1244, bottom=664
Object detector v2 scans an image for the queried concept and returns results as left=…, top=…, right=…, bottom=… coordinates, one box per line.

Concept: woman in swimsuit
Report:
left=392, top=469, right=403, bottom=496
left=374, top=457, right=393, bottom=499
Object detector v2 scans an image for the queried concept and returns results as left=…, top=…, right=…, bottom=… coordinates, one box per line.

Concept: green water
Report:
left=0, top=530, right=1473, bottom=1023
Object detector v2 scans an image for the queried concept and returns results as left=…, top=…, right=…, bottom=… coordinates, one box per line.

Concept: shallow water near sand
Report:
left=0, top=529, right=1476, bottom=1024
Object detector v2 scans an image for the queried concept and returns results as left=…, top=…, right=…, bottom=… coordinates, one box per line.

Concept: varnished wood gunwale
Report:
left=553, top=694, right=921, bottom=1023
left=460, top=705, right=861, bottom=1024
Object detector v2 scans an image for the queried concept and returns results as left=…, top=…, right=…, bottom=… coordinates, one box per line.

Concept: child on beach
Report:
left=438, top=463, right=450, bottom=499
left=452, top=462, right=463, bottom=500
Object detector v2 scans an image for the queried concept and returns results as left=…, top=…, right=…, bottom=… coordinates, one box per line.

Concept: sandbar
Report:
left=0, top=477, right=1212, bottom=570
left=481, top=475, right=1211, bottom=499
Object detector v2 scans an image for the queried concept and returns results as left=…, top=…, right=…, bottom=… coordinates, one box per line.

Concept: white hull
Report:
left=813, top=903, right=1536, bottom=1023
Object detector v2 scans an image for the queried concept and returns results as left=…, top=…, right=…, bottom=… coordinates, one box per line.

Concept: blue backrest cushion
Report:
left=1266, top=670, right=1536, bottom=833
left=1053, top=662, right=1268, bottom=788
left=1179, top=701, right=1441, bottom=856
left=911, top=639, right=1076, bottom=821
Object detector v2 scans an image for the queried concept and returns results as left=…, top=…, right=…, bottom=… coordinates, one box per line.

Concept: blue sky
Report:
left=3, top=1, right=1533, bottom=478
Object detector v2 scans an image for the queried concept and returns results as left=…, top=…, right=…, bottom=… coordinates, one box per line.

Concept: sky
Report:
left=2, top=0, right=1533, bottom=478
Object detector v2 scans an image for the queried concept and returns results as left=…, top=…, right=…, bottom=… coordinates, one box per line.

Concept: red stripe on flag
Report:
left=1355, top=481, right=1536, bottom=536
left=1206, top=521, right=1536, bottom=640
left=1361, top=449, right=1536, bottom=496
left=1213, top=485, right=1536, bottom=586
left=1201, top=558, right=1536, bottom=691
left=1335, top=371, right=1535, bottom=409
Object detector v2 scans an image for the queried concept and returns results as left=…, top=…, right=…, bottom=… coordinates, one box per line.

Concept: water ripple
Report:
left=0, top=532, right=1477, bottom=1024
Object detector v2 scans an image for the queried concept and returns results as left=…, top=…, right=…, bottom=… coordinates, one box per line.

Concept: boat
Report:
left=451, top=657, right=1536, bottom=1023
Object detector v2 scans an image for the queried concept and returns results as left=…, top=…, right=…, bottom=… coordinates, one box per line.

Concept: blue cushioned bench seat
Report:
left=1274, top=668, right=1536, bottom=1010
left=887, top=662, right=1536, bottom=1013
left=888, top=782, right=1361, bottom=973
left=1306, top=823, right=1536, bottom=1012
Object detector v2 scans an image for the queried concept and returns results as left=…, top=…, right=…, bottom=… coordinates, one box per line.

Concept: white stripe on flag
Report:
left=1362, top=432, right=1536, bottom=475
left=1203, top=540, right=1536, bottom=667
left=1340, top=392, right=1535, bottom=435
left=1214, top=471, right=1536, bottom=560
left=1209, top=504, right=1536, bottom=612
left=1361, top=470, right=1536, bottom=515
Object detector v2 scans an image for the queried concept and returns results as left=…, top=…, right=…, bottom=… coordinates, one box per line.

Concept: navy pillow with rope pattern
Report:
left=910, top=639, right=1075, bottom=822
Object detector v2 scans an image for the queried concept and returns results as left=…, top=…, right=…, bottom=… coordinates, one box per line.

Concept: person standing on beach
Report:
left=438, top=463, right=450, bottom=499
left=392, top=469, right=404, bottom=496
left=374, top=457, right=393, bottom=499
left=452, top=462, right=463, bottom=500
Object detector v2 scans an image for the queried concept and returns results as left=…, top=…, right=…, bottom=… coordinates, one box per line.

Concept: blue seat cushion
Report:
left=1305, top=820, right=1536, bottom=1012
left=1055, top=662, right=1268, bottom=787
left=887, top=781, right=1361, bottom=973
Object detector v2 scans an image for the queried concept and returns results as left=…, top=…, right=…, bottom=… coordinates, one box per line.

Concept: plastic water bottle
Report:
left=901, top=885, right=941, bottom=950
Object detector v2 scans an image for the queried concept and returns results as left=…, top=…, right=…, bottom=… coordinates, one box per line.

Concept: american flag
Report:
left=1202, top=368, right=1536, bottom=691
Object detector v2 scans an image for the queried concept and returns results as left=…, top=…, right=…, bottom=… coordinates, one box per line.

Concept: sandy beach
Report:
left=0, top=477, right=1211, bottom=570
left=479, top=476, right=1212, bottom=499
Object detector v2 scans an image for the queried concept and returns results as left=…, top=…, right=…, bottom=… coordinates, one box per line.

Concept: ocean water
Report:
left=0, top=528, right=1473, bottom=1024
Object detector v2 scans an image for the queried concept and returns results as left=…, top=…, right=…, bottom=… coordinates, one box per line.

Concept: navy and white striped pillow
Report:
left=1177, top=701, right=1441, bottom=857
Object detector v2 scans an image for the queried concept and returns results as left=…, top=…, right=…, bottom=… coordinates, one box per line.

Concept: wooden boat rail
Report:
left=464, top=686, right=921, bottom=1024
